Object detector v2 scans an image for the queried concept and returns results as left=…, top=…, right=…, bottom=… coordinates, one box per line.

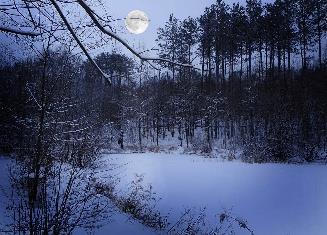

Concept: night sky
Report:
left=0, top=0, right=273, bottom=63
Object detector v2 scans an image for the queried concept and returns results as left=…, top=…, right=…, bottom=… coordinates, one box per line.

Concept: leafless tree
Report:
left=0, top=0, right=193, bottom=85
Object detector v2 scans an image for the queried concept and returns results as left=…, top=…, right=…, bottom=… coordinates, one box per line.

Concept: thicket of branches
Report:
left=0, top=44, right=114, bottom=233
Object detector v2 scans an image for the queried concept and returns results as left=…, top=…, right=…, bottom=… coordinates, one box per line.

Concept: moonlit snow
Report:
left=1, top=153, right=327, bottom=235
left=90, top=153, right=327, bottom=235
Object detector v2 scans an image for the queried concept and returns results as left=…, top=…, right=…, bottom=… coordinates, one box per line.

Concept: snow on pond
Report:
left=97, top=153, right=327, bottom=235
left=1, top=154, right=326, bottom=235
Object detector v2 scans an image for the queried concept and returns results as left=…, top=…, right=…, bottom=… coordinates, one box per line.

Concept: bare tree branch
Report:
left=1, top=0, right=195, bottom=82
left=76, top=0, right=194, bottom=68
left=49, top=0, right=112, bottom=85
left=0, top=25, right=40, bottom=36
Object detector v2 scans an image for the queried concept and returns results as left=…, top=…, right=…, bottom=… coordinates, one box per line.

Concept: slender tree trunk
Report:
left=270, top=44, right=275, bottom=77
left=240, top=45, right=243, bottom=79
left=259, top=43, right=263, bottom=78
left=30, top=50, right=49, bottom=235
left=138, top=118, right=142, bottom=151
left=277, top=45, right=281, bottom=75
left=231, top=53, right=234, bottom=75
left=287, top=45, right=291, bottom=75
left=283, top=49, right=287, bottom=90
left=222, top=54, right=225, bottom=82
left=185, top=122, right=189, bottom=148
left=318, top=27, right=322, bottom=68
left=156, top=116, right=159, bottom=147
left=215, top=45, right=220, bottom=87
left=172, top=50, right=175, bottom=82
left=303, top=42, right=307, bottom=70
left=201, top=45, right=205, bottom=91
left=248, top=44, right=252, bottom=79
left=316, top=1, right=322, bottom=68
left=265, top=43, right=268, bottom=79
left=188, top=43, right=192, bottom=81
left=208, top=48, right=212, bottom=85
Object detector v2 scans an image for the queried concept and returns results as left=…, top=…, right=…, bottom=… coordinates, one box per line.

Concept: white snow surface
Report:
left=1, top=154, right=327, bottom=235
left=96, top=153, right=327, bottom=235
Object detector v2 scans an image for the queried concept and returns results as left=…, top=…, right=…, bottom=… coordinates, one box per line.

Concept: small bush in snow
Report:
left=94, top=174, right=168, bottom=231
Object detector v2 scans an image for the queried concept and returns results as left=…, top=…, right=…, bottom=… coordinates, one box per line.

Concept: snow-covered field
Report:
left=96, top=153, right=327, bottom=235
left=1, top=154, right=327, bottom=235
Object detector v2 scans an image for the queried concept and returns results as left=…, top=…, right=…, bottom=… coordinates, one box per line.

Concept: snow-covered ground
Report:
left=96, top=153, right=327, bottom=235
left=0, top=156, right=155, bottom=235
left=1, top=154, right=327, bottom=235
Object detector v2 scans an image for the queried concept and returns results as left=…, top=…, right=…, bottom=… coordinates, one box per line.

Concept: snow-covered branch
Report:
left=25, top=83, right=42, bottom=110
left=76, top=0, right=193, bottom=68
left=0, top=26, right=40, bottom=37
left=49, top=0, right=112, bottom=85
left=1, top=0, right=195, bottom=82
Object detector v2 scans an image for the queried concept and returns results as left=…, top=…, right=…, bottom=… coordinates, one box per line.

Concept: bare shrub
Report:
left=168, top=208, right=254, bottom=235
left=4, top=162, right=112, bottom=234
left=94, top=174, right=168, bottom=231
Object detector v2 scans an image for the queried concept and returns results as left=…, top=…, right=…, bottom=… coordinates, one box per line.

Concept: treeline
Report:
left=82, top=52, right=326, bottom=163
left=1, top=0, right=327, bottom=165
left=0, top=47, right=326, bottom=165
left=125, top=0, right=327, bottom=162
left=157, top=0, right=326, bottom=83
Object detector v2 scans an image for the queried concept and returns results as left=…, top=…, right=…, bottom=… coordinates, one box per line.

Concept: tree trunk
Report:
left=240, top=45, right=243, bottom=79
left=318, top=26, right=322, bottom=68
left=265, top=43, right=268, bottom=79
left=201, top=45, right=205, bottom=92
left=138, top=118, right=142, bottom=151
left=248, top=45, right=252, bottom=78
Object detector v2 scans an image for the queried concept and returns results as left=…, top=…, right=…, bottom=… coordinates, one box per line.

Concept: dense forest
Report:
left=2, top=0, right=326, bottom=163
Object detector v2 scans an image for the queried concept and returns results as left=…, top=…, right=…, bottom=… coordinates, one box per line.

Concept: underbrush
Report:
left=94, top=174, right=168, bottom=230
left=94, top=175, right=255, bottom=235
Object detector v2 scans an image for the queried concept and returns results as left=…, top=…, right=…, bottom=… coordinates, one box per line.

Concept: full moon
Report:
left=125, top=10, right=149, bottom=34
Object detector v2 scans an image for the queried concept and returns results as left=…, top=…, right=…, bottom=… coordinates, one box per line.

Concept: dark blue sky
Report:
left=108, top=0, right=271, bottom=51
left=0, top=0, right=273, bottom=63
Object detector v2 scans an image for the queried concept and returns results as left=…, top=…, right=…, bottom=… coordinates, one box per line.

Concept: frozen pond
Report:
left=97, top=153, right=327, bottom=235
left=1, top=154, right=326, bottom=235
